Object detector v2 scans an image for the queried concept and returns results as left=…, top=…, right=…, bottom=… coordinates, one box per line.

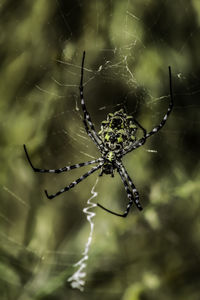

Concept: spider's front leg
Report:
left=79, top=51, right=103, bottom=151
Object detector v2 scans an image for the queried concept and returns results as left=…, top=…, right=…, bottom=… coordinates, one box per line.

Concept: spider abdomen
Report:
left=99, top=109, right=138, bottom=152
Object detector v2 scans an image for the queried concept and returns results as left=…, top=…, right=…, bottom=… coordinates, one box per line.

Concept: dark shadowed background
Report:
left=0, top=1, right=200, bottom=299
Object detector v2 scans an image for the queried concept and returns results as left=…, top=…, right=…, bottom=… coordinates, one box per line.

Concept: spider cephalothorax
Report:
left=24, top=51, right=173, bottom=218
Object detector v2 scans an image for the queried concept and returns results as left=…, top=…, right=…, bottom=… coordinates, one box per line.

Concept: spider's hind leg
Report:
left=118, top=162, right=143, bottom=212
left=97, top=202, right=129, bottom=218
left=97, top=165, right=141, bottom=218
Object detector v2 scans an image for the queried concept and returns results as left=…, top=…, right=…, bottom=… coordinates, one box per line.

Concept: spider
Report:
left=24, top=51, right=173, bottom=218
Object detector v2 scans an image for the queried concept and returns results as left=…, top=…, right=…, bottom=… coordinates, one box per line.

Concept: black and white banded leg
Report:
left=80, top=51, right=103, bottom=150
left=121, top=119, right=147, bottom=155
left=118, top=162, right=143, bottom=211
left=123, top=66, right=173, bottom=156
left=145, top=66, right=173, bottom=139
left=45, top=162, right=104, bottom=199
left=24, top=144, right=103, bottom=174
left=116, top=170, right=138, bottom=217
left=82, top=120, right=103, bottom=153
left=97, top=170, right=138, bottom=218
left=97, top=162, right=142, bottom=218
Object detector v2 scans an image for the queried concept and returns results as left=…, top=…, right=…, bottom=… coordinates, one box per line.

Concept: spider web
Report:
left=0, top=1, right=200, bottom=299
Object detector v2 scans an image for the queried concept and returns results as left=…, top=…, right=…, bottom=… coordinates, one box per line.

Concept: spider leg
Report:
left=80, top=51, right=103, bottom=150
left=97, top=202, right=130, bottom=217
left=122, top=116, right=147, bottom=156
left=118, top=162, right=143, bottom=211
left=122, top=66, right=173, bottom=156
left=45, top=162, right=103, bottom=199
left=122, top=136, right=147, bottom=156
left=24, top=144, right=103, bottom=173
left=82, top=120, right=103, bottom=153
left=133, top=118, right=147, bottom=137
left=146, top=66, right=173, bottom=138
left=97, top=176, right=137, bottom=218
left=97, top=163, right=142, bottom=218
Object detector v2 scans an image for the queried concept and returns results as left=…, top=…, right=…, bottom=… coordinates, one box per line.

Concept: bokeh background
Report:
left=0, top=1, right=200, bottom=299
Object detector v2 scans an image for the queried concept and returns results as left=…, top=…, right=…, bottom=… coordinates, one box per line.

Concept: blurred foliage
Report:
left=0, top=0, right=200, bottom=299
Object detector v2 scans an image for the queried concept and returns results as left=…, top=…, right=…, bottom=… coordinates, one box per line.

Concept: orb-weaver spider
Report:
left=24, top=51, right=173, bottom=217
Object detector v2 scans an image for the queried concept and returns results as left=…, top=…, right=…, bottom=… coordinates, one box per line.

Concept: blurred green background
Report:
left=0, top=0, right=200, bottom=299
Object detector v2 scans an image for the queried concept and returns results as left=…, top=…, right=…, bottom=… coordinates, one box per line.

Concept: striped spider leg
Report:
left=45, top=161, right=104, bottom=199
left=24, top=144, right=104, bottom=198
left=23, top=145, right=102, bottom=174
left=79, top=51, right=104, bottom=153
left=97, top=161, right=142, bottom=217
left=123, top=66, right=173, bottom=156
